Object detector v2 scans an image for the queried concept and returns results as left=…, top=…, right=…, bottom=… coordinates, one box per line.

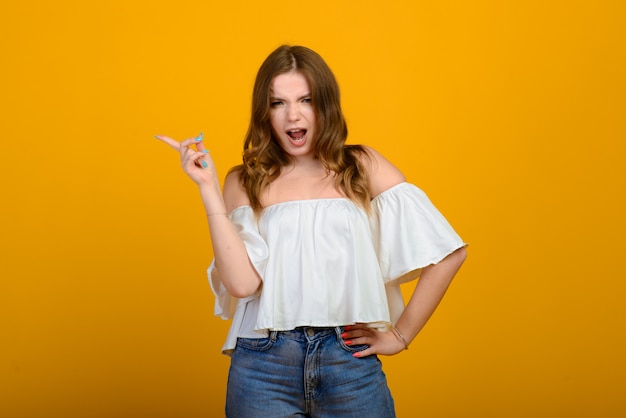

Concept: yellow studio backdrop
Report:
left=1, top=1, right=624, bottom=417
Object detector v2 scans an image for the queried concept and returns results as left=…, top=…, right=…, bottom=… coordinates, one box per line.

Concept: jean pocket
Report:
left=337, top=337, right=369, bottom=354
left=235, top=336, right=275, bottom=352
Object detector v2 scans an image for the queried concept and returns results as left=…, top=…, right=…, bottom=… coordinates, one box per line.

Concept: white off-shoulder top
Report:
left=208, top=182, right=465, bottom=355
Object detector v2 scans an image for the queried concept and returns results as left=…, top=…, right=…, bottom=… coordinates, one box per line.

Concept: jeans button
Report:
left=307, top=328, right=315, bottom=337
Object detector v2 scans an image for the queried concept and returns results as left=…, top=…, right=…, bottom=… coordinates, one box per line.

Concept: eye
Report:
left=302, top=97, right=312, bottom=104
left=270, top=100, right=283, bottom=107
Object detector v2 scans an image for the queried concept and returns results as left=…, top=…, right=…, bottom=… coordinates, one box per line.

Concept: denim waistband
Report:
left=271, top=326, right=343, bottom=343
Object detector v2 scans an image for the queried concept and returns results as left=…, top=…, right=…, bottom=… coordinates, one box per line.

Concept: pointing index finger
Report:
left=154, top=135, right=182, bottom=151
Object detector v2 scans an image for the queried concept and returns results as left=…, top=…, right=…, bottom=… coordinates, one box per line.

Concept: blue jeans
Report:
left=225, top=326, right=396, bottom=417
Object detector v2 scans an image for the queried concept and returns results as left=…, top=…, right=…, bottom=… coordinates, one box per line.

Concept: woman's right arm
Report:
left=203, top=169, right=262, bottom=298
left=155, top=134, right=262, bottom=298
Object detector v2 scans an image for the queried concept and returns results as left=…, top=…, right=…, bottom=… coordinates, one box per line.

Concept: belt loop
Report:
left=334, top=326, right=342, bottom=340
left=270, top=330, right=278, bottom=342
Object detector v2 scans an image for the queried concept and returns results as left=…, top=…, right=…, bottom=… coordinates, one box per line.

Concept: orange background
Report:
left=1, top=1, right=625, bottom=417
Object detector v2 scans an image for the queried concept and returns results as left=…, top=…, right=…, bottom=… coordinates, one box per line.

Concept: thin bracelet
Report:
left=392, top=325, right=409, bottom=350
left=207, top=212, right=228, bottom=217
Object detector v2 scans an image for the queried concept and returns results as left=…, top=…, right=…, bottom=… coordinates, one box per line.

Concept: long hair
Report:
left=233, top=45, right=370, bottom=214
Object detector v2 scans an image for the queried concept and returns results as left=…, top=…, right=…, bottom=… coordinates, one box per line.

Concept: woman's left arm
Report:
left=346, top=247, right=467, bottom=357
left=344, top=146, right=467, bottom=357
left=393, top=247, right=467, bottom=351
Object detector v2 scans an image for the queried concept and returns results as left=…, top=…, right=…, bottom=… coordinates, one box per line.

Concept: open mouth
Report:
left=287, top=129, right=307, bottom=144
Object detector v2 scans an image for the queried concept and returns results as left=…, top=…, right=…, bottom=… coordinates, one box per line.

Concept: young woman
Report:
left=156, top=45, right=466, bottom=417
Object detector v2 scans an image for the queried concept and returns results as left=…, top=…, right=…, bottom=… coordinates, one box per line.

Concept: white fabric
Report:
left=208, top=182, right=465, bottom=354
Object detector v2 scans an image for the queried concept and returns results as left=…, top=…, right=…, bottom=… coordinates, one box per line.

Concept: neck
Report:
left=286, top=154, right=323, bottom=171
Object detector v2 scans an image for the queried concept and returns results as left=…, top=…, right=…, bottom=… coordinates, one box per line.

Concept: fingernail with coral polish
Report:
left=352, top=352, right=361, bottom=358
left=195, top=132, right=204, bottom=141
left=341, top=333, right=348, bottom=339
left=345, top=340, right=352, bottom=345
left=201, top=161, right=208, bottom=168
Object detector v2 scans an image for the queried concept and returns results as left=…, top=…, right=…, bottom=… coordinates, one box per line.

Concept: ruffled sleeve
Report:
left=207, top=206, right=269, bottom=320
left=370, top=182, right=466, bottom=321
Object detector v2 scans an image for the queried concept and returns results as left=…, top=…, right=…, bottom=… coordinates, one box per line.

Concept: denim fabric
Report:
left=225, top=327, right=395, bottom=417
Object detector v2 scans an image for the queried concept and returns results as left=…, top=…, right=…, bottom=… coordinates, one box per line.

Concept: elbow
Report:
left=215, top=259, right=262, bottom=298
left=227, top=280, right=261, bottom=299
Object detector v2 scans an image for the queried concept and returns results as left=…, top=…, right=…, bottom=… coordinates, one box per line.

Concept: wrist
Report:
left=198, top=183, right=228, bottom=217
left=207, top=212, right=228, bottom=218
left=391, top=325, right=409, bottom=350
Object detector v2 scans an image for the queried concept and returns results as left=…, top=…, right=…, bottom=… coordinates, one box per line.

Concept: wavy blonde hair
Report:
left=232, top=45, right=371, bottom=214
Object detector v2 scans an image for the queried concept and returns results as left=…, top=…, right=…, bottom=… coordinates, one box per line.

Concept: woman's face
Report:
left=268, top=71, right=317, bottom=159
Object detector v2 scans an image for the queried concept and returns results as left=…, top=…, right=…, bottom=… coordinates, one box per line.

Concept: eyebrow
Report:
left=269, top=93, right=311, bottom=101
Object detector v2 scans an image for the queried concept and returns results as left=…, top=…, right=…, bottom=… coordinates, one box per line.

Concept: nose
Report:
left=287, top=104, right=301, bottom=122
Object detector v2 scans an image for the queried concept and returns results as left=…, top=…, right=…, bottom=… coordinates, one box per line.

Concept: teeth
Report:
left=287, top=129, right=306, bottom=141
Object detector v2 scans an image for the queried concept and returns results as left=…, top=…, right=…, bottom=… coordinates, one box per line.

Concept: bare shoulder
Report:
left=358, top=146, right=406, bottom=197
left=223, top=167, right=251, bottom=212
